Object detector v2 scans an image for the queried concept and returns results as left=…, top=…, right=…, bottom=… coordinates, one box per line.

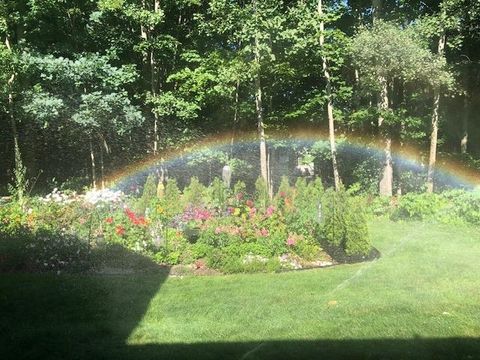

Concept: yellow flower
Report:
left=157, top=205, right=164, bottom=214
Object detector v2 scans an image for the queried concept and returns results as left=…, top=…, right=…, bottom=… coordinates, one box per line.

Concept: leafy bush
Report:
left=136, top=174, right=158, bottom=215
left=183, top=177, right=207, bottom=206
left=390, top=190, right=480, bottom=225
left=255, top=176, right=269, bottom=211
left=321, top=189, right=371, bottom=256
left=284, top=177, right=323, bottom=238
left=391, top=192, right=446, bottom=221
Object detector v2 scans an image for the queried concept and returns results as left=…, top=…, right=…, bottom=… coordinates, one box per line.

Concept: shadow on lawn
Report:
left=1, top=232, right=479, bottom=360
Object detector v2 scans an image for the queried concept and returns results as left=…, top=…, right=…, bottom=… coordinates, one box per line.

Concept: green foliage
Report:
left=163, top=179, right=182, bottom=216
left=285, top=177, right=324, bottom=238
left=232, top=180, right=246, bottom=200
left=255, top=176, right=270, bottom=211
left=352, top=21, right=451, bottom=90
left=321, top=189, right=371, bottom=256
left=276, top=176, right=291, bottom=198
left=390, top=190, right=480, bottom=225
left=136, top=174, right=157, bottom=215
left=351, top=156, right=382, bottom=194
left=391, top=192, right=447, bottom=221
left=183, top=177, right=207, bottom=206
left=208, top=177, right=228, bottom=208
left=24, top=228, right=92, bottom=272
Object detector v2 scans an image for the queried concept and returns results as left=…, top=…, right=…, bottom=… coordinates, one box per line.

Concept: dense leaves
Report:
left=0, top=0, right=479, bottom=193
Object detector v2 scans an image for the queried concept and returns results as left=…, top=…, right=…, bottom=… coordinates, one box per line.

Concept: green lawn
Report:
left=2, top=219, right=480, bottom=359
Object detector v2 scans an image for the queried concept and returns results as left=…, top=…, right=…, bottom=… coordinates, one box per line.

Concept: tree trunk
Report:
left=89, top=139, right=97, bottom=190
left=140, top=0, right=148, bottom=57
left=5, top=36, right=26, bottom=201
left=378, top=76, right=393, bottom=196
left=254, top=33, right=268, bottom=187
left=426, top=33, right=446, bottom=193
left=99, top=140, right=105, bottom=190
left=267, top=148, right=273, bottom=198
left=372, top=0, right=383, bottom=23
left=461, top=93, right=469, bottom=154
left=318, top=0, right=341, bottom=191
left=100, top=135, right=109, bottom=189
left=230, top=78, right=240, bottom=157
left=152, top=0, right=161, bottom=155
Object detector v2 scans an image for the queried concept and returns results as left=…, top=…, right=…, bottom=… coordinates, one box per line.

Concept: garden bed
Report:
left=0, top=176, right=373, bottom=274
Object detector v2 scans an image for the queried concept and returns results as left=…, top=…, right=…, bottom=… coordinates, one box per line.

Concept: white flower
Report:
left=84, top=188, right=124, bottom=205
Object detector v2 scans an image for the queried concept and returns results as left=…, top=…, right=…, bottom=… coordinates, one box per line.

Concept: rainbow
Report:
left=106, top=129, right=480, bottom=191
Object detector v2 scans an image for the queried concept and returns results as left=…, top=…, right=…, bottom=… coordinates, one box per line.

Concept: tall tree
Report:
left=352, top=21, right=448, bottom=195
left=318, top=0, right=341, bottom=191
left=426, top=24, right=446, bottom=193
left=21, top=53, right=144, bottom=188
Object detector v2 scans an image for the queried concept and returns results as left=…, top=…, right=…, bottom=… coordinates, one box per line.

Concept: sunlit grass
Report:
left=2, top=219, right=480, bottom=359
left=129, top=219, right=480, bottom=343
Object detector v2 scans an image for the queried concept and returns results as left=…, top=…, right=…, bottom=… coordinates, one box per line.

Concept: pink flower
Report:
left=228, top=226, right=241, bottom=236
left=215, top=227, right=223, bottom=235
left=260, top=228, right=269, bottom=237
left=194, top=208, right=211, bottom=221
left=236, top=192, right=244, bottom=200
left=265, top=205, right=275, bottom=217
left=249, top=207, right=257, bottom=217
left=227, top=207, right=235, bottom=215
left=279, top=191, right=287, bottom=198
left=246, top=200, right=254, bottom=208
left=287, top=236, right=296, bottom=246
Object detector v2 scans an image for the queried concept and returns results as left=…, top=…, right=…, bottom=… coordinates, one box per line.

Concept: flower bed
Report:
left=0, top=176, right=373, bottom=274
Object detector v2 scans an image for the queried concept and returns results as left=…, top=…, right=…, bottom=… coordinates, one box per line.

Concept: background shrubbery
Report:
left=370, top=189, right=480, bottom=225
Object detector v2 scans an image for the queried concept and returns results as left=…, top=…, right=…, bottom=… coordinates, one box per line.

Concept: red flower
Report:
left=125, top=208, right=147, bottom=226
left=105, top=217, right=113, bottom=224
left=279, top=191, right=287, bottom=198
left=246, top=200, right=254, bottom=208
left=115, top=225, right=125, bottom=236
left=125, top=208, right=136, bottom=221
left=134, top=216, right=147, bottom=226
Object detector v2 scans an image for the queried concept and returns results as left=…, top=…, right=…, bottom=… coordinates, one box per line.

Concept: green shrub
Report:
left=209, top=177, right=228, bottom=208
left=136, top=174, right=158, bottom=215
left=389, top=190, right=480, bottom=225
left=285, top=177, right=323, bottom=238
left=441, top=190, right=480, bottom=225
left=162, top=179, right=183, bottom=216
left=292, top=236, right=323, bottom=261
left=205, top=244, right=280, bottom=274
left=391, top=192, right=447, bottom=221
left=255, top=176, right=270, bottom=211
left=321, top=189, right=371, bottom=256
left=183, top=177, right=207, bottom=206
left=190, top=242, right=214, bottom=260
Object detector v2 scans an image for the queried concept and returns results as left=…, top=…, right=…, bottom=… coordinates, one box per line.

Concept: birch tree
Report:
left=318, top=0, right=341, bottom=191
